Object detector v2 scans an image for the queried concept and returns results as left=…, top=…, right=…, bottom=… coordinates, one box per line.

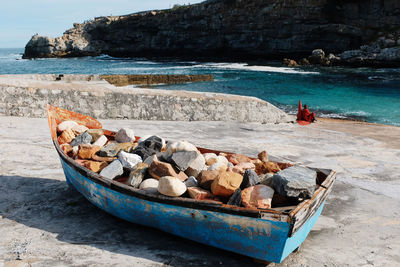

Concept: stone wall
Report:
left=0, top=75, right=291, bottom=123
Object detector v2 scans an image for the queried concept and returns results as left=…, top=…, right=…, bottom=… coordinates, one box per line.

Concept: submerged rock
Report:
left=241, top=184, right=274, bottom=209
left=273, top=165, right=317, bottom=199
left=158, top=176, right=187, bottom=197
left=99, top=159, right=124, bottom=179
left=127, top=162, right=148, bottom=188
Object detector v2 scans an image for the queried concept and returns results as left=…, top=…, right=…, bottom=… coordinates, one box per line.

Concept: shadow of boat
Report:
left=0, top=175, right=265, bottom=266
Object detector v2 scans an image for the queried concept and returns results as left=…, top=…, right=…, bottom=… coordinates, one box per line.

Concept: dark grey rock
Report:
left=70, top=132, right=92, bottom=147
left=171, top=151, right=199, bottom=171
left=240, top=169, right=260, bottom=189
left=260, top=173, right=274, bottom=187
left=99, top=160, right=124, bottom=180
left=272, top=166, right=317, bottom=199
left=227, top=189, right=242, bottom=207
left=140, top=136, right=164, bottom=152
left=184, top=176, right=198, bottom=188
left=131, top=146, right=157, bottom=161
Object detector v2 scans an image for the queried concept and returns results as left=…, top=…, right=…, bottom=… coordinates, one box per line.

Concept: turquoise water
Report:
left=1, top=48, right=400, bottom=126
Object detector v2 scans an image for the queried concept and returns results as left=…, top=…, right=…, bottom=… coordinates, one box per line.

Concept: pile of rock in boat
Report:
left=57, top=121, right=317, bottom=209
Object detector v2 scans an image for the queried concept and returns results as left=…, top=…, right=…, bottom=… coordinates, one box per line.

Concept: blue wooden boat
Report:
left=47, top=104, right=336, bottom=264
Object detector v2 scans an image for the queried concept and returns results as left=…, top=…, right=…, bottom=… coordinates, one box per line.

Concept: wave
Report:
left=190, top=63, right=319, bottom=74
left=113, top=62, right=319, bottom=74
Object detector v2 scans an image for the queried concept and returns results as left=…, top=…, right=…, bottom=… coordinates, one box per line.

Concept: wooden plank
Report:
left=289, top=184, right=332, bottom=236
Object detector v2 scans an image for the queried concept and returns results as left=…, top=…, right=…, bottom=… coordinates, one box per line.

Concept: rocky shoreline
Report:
left=283, top=32, right=400, bottom=68
left=22, top=0, right=400, bottom=68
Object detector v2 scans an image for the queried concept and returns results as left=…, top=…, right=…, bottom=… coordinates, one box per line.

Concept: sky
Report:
left=0, top=0, right=204, bottom=48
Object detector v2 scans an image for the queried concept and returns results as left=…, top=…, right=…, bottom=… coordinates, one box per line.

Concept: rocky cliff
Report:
left=24, top=0, right=400, bottom=65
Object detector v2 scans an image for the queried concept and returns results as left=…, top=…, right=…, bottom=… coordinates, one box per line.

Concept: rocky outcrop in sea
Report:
left=23, top=0, right=400, bottom=67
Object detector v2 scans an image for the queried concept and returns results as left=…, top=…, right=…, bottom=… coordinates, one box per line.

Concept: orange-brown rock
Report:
left=78, top=144, right=101, bottom=159
left=74, top=159, right=88, bottom=167
left=57, top=129, right=75, bottom=145
left=241, top=184, right=274, bottom=209
left=187, top=187, right=214, bottom=200
left=211, top=170, right=243, bottom=198
left=148, top=158, right=188, bottom=181
left=84, top=160, right=108, bottom=173
left=277, top=162, right=294, bottom=170
left=197, top=170, right=219, bottom=190
left=92, top=154, right=117, bottom=162
left=255, top=161, right=281, bottom=175
left=258, top=150, right=269, bottom=163
left=227, top=162, right=255, bottom=175
left=60, top=144, right=73, bottom=154
left=226, top=153, right=252, bottom=165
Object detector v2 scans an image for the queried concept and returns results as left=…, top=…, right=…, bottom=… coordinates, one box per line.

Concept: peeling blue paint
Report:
left=60, top=158, right=325, bottom=263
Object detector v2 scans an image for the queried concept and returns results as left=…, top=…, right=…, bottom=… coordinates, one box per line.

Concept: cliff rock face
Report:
left=24, top=0, right=400, bottom=61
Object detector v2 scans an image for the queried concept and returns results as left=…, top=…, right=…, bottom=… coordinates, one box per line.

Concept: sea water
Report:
left=1, top=48, right=399, bottom=126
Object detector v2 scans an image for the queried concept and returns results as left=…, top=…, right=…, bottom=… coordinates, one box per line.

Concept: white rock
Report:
left=139, top=178, right=159, bottom=193
left=93, top=135, right=108, bottom=147
left=208, top=162, right=227, bottom=171
left=72, top=146, right=79, bottom=157
left=158, top=176, right=187, bottom=197
left=164, top=140, right=198, bottom=158
left=216, top=155, right=229, bottom=165
left=118, top=151, right=142, bottom=170
left=185, top=153, right=206, bottom=178
left=203, top=153, right=217, bottom=165
left=57, top=120, right=78, bottom=132
left=115, top=128, right=135, bottom=143
left=71, top=124, right=88, bottom=134
left=99, top=160, right=124, bottom=179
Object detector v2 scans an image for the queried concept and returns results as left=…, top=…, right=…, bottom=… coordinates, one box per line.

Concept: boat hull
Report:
left=60, top=156, right=324, bottom=263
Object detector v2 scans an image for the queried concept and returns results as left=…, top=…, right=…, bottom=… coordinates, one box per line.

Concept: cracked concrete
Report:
left=0, top=117, right=399, bottom=266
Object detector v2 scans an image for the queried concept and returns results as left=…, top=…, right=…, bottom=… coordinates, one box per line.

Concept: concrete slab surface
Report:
left=0, top=117, right=399, bottom=266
